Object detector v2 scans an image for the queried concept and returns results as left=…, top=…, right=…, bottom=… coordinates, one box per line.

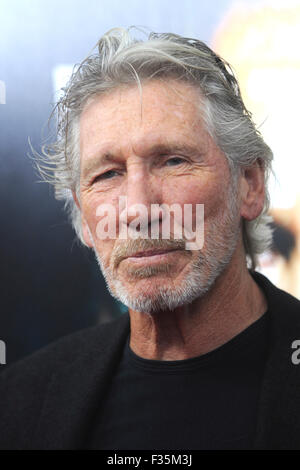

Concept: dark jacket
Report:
left=0, top=271, right=300, bottom=449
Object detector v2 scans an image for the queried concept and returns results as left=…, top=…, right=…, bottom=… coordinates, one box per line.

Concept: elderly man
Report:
left=0, top=27, right=300, bottom=450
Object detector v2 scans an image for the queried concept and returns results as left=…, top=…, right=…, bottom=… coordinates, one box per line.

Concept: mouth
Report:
left=123, top=248, right=181, bottom=264
left=129, top=248, right=179, bottom=257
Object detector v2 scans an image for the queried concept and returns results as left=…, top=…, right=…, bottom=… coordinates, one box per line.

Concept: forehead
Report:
left=79, top=79, right=208, bottom=159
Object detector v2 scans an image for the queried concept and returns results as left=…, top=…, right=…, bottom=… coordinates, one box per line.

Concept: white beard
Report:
left=90, top=179, right=241, bottom=314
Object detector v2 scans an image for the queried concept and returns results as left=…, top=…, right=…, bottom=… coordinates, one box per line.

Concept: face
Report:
left=77, top=79, right=242, bottom=313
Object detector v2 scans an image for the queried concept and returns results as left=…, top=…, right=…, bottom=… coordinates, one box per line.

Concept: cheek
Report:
left=161, top=177, right=223, bottom=218
left=94, top=240, right=115, bottom=269
left=82, top=192, right=118, bottom=230
left=81, top=195, right=121, bottom=260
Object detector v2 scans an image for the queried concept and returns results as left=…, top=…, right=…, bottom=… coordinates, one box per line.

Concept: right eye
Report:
left=164, top=157, right=186, bottom=166
left=93, top=170, right=119, bottom=182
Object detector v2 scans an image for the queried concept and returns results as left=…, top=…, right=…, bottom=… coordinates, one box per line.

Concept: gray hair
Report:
left=34, top=26, right=273, bottom=269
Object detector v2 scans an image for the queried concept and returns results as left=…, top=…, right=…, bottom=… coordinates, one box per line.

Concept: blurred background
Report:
left=1, top=0, right=299, bottom=365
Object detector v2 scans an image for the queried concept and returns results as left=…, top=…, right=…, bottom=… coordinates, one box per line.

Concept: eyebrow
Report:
left=82, top=153, right=121, bottom=180
left=81, top=142, right=200, bottom=179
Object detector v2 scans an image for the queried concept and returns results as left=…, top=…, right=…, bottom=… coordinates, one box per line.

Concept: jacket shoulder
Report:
left=251, top=273, right=300, bottom=449
left=252, top=270, right=300, bottom=316
left=1, top=313, right=129, bottom=376
left=0, top=314, right=129, bottom=449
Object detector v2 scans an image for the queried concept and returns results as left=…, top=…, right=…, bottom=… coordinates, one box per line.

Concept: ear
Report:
left=239, top=161, right=265, bottom=221
left=72, top=190, right=94, bottom=248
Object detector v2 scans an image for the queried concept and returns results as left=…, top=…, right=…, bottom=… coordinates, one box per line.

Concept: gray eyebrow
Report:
left=81, top=142, right=200, bottom=179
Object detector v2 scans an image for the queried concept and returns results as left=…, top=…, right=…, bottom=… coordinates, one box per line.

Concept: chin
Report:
left=93, top=214, right=240, bottom=314
left=106, top=267, right=218, bottom=314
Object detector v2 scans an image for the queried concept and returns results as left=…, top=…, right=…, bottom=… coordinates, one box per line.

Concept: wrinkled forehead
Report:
left=80, top=78, right=205, bottom=127
left=82, top=78, right=193, bottom=104
left=78, top=79, right=211, bottom=160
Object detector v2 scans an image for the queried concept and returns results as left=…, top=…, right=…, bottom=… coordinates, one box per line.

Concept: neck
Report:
left=128, top=246, right=268, bottom=361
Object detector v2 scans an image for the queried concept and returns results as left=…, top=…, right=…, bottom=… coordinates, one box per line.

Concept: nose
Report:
left=119, top=164, right=162, bottom=237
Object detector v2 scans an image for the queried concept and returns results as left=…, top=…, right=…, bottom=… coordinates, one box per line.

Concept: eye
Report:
left=164, top=157, right=186, bottom=166
left=93, top=170, right=119, bottom=182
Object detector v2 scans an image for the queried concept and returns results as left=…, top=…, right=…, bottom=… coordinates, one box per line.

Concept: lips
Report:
left=114, top=244, right=187, bottom=269
left=128, top=248, right=178, bottom=258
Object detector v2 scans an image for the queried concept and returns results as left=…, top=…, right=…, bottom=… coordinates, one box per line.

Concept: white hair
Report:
left=33, top=26, right=273, bottom=269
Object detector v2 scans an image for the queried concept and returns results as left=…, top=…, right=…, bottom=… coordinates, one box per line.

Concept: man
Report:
left=0, top=27, right=300, bottom=450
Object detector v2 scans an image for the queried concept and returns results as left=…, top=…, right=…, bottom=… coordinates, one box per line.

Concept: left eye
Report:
left=165, top=157, right=185, bottom=166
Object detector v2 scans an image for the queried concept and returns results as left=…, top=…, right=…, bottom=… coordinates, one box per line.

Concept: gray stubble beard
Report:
left=90, top=180, right=241, bottom=314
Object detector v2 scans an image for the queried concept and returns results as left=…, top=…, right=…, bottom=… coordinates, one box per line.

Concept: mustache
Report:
left=111, top=237, right=188, bottom=269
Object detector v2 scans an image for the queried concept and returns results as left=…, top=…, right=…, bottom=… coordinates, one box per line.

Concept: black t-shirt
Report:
left=87, top=310, right=270, bottom=450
